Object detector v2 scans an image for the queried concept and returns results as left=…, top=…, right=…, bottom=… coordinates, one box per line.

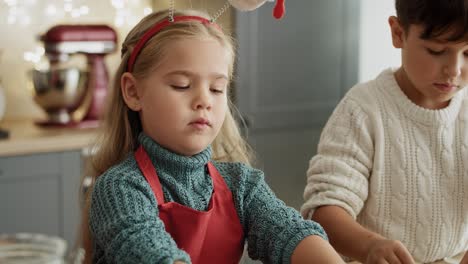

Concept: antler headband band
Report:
left=126, top=16, right=218, bottom=73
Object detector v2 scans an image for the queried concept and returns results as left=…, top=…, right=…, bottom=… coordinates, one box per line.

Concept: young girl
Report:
left=82, top=9, right=344, bottom=264
left=301, top=0, right=468, bottom=263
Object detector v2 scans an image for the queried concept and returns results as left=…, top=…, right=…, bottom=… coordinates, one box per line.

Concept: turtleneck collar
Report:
left=137, top=133, right=212, bottom=183
left=378, top=68, right=467, bottom=126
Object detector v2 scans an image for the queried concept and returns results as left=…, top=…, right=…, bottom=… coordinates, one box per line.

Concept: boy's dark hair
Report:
left=396, top=0, right=468, bottom=41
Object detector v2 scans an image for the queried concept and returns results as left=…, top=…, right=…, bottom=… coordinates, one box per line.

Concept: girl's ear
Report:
left=389, top=16, right=405, bottom=48
left=121, top=72, right=142, bottom=111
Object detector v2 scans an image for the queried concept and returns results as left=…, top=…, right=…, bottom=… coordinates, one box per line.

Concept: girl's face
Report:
left=390, top=17, right=468, bottom=109
left=129, top=38, right=230, bottom=156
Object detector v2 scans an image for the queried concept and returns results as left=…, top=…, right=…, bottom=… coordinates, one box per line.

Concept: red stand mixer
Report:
left=30, top=25, right=117, bottom=128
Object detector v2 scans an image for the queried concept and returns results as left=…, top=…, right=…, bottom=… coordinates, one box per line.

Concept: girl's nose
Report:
left=192, top=88, right=212, bottom=110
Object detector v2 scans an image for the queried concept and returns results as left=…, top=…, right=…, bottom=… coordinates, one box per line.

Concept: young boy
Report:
left=301, top=0, right=468, bottom=263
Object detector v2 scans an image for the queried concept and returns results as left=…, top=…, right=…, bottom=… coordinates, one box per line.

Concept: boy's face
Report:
left=389, top=17, right=468, bottom=109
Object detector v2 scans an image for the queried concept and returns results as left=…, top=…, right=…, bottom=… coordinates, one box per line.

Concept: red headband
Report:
left=126, top=16, right=219, bottom=72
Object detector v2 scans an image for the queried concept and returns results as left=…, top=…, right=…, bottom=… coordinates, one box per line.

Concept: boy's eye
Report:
left=426, top=48, right=445, bottom=55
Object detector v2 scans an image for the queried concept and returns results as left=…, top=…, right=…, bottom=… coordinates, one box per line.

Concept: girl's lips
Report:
left=189, top=118, right=211, bottom=129
left=190, top=123, right=210, bottom=130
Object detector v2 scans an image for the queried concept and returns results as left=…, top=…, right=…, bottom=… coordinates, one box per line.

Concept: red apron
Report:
left=135, top=146, right=244, bottom=263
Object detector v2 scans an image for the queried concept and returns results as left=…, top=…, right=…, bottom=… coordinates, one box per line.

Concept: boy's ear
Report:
left=389, top=16, right=405, bottom=48
left=121, top=72, right=142, bottom=111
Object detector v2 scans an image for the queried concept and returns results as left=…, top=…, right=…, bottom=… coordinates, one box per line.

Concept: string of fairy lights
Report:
left=2, top=0, right=153, bottom=27
left=1, top=0, right=152, bottom=64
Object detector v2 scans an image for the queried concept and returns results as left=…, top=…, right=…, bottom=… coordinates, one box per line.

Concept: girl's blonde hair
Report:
left=79, top=9, right=253, bottom=263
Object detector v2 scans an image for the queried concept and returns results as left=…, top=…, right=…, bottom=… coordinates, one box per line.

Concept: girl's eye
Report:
left=171, top=85, right=190, bottom=90
left=210, top=87, right=225, bottom=94
left=426, top=48, right=445, bottom=55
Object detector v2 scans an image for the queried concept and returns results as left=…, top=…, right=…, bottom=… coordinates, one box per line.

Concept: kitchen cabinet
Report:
left=235, top=0, right=360, bottom=208
left=0, top=151, right=83, bottom=247
left=0, top=119, right=96, bottom=249
left=235, top=2, right=360, bottom=263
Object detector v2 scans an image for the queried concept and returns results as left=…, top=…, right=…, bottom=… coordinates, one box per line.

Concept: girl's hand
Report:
left=365, top=239, right=415, bottom=264
left=461, top=252, right=468, bottom=264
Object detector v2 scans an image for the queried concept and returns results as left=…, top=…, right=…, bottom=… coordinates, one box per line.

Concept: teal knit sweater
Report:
left=89, top=133, right=327, bottom=264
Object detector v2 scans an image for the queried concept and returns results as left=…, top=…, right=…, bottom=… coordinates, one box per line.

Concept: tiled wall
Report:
left=0, top=0, right=232, bottom=121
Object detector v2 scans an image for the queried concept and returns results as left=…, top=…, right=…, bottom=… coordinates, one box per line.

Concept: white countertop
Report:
left=0, top=119, right=97, bottom=157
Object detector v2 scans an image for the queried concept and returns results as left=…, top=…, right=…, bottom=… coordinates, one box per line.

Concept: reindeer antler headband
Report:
left=126, top=0, right=286, bottom=72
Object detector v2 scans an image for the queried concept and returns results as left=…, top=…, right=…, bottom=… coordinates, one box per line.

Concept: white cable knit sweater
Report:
left=301, top=68, right=468, bottom=263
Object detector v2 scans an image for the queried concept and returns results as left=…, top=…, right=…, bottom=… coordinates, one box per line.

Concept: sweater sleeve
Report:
left=89, top=164, right=191, bottom=264
left=240, top=167, right=328, bottom=264
left=301, top=96, right=374, bottom=220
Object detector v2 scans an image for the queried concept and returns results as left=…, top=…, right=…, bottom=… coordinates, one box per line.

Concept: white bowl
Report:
left=0, top=233, right=67, bottom=264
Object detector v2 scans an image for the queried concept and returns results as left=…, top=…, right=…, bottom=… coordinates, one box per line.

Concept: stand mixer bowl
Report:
left=29, top=68, right=89, bottom=124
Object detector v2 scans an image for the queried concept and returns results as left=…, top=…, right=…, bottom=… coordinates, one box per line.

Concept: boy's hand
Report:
left=461, top=252, right=468, bottom=264
left=365, top=239, right=415, bottom=264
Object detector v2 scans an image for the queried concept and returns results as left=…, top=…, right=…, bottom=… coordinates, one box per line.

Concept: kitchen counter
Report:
left=0, top=119, right=97, bottom=157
